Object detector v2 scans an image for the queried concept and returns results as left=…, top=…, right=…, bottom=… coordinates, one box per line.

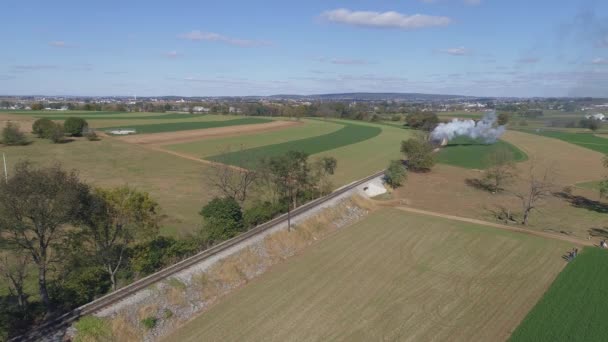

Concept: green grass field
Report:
left=436, top=136, right=527, bottom=169
left=0, top=137, right=214, bottom=236
left=510, top=248, right=608, bottom=342
left=523, top=130, right=608, bottom=154
left=206, top=120, right=382, bottom=168
left=165, top=119, right=344, bottom=157
left=167, top=208, right=569, bottom=342
left=102, top=117, right=272, bottom=134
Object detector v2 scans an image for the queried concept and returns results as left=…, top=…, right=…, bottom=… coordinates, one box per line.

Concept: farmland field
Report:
left=522, top=130, right=608, bottom=154
left=510, top=248, right=608, bottom=342
left=167, top=119, right=411, bottom=186
left=206, top=120, right=381, bottom=168
left=436, top=136, right=527, bottom=169
left=166, top=119, right=344, bottom=157
left=102, top=117, right=272, bottom=134
left=167, top=208, right=569, bottom=342
left=0, top=137, right=215, bottom=236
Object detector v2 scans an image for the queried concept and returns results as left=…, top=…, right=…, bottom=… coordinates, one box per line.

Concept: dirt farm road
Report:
left=391, top=205, right=593, bottom=247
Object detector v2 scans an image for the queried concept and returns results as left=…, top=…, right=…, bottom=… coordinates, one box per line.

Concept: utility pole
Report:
left=2, top=152, right=7, bottom=184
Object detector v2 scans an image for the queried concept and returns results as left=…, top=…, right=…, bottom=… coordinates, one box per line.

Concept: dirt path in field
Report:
left=116, top=120, right=302, bottom=146
left=143, top=145, right=249, bottom=171
left=388, top=205, right=593, bottom=246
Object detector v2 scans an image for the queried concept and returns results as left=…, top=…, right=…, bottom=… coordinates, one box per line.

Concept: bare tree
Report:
left=0, top=251, right=30, bottom=312
left=483, top=147, right=517, bottom=192
left=208, top=162, right=258, bottom=204
left=512, top=162, right=555, bottom=225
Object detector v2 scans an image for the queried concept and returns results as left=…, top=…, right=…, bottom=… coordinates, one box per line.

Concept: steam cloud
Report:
left=430, top=110, right=506, bottom=144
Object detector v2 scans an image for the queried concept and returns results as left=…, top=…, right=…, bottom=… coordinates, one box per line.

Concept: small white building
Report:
left=192, top=106, right=211, bottom=113
left=108, top=129, right=136, bottom=135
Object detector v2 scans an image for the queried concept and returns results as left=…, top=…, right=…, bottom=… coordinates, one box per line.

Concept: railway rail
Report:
left=14, top=170, right=385, bottom=342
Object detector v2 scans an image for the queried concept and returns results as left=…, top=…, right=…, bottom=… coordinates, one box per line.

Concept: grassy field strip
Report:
left=36, top=113, right=210, bottom=120
left=510, top=248, right=608, bottom=341
left=102, top=118, right=272, bottom=134
left=167, top=208, right=570, bottom=342
left=522, top=130, right=608, bottom=154
left=436, top=136, right=528, bottom=169
left=206, top=121, right=382, bottom=168
left=312, top=120, right=412, bottom=186
left=165, top=119, right=344, bottom=158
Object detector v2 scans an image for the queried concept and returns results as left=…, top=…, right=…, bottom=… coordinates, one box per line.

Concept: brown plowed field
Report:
left=115, top=120, right=302, bottom=146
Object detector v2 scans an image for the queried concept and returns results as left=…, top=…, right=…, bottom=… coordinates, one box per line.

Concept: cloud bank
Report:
left=320, top=9, right=451, bottom=29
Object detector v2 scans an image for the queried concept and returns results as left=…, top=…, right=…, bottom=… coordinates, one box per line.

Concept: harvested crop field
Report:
left=102, top=117, right=271, bottom=134
left=167, top=208, right=569, bottom=342
left=116, top=120, right=301, bottom=145
left=510, top=248, right=608, bottom=342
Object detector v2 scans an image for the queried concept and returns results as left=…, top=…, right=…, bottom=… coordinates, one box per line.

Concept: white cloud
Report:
left=165, top=51, right=180, bottom=58
left=439, top=47, right=470, bottom=56
left=420, top=0, right=481, bottom=5
left=49, top=41, right=76, bottom=48
left=516, top=57, right=541, bottom=64
left=320, top=8, right=451, bottom=29
left=317, top=57, right=370, bottom=65
left=178, top=30, right=271, bottom=47
left=592, top=57, right=608, bottom=65
left=12, top=64, right=58, bottom=71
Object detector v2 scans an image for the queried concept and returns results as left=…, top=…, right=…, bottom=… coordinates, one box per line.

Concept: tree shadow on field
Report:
left=465, top=178, right=495, bottom=192
left=554, top=191, right=608, bottom=214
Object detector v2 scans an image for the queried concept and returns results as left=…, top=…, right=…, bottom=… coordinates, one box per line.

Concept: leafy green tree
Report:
left=243, top=201, right=283, bottom=228
left=497, top=112, right=510, bottom=126
left=385, top=160, right=407, bottom=188
left=1, top=123, right=28, bottom=146
left=400, top=136, right=436, bottom=171
left=405, top=112, right=439, bottom=131
left=199, top=197, right=245, bottom=246
left=0, top=162, right=89, bottom=313
left=82, top=186, right=160, bottom=290
left=264, top=151, right=311, bottom=230
left=30, top=103, right=44, bottom=111
left=32, top=118, right=56, bottom=138
left=63, top=117, right=88, bottom=137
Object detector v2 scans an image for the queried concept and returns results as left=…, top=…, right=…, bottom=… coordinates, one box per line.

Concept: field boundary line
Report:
left=393, top=206, right=592, bottom=246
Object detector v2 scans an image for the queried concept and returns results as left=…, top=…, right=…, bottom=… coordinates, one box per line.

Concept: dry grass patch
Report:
left=165, top=208, right=570, bottom=342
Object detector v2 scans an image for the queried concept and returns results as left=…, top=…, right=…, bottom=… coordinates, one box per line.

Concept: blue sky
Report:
left=1, top=0, right=607, bottom=97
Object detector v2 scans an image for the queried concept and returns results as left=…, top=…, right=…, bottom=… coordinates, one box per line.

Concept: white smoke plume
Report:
left=430, top=110, right=506, bottom=144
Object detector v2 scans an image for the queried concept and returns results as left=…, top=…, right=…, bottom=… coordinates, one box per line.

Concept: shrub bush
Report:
left=32, top=118, right=56, bottom=138
left=64, top=117, right=89, bottom=137
left=49, top=123, right=65, bottom=143
left=73, top=316, right=112, bottom=342
left=85, top=130, right=99, bottom=141
left=244, top=201, right=282, bottom=228
left=1, top=123, right=28, bottom=146
left=385, top=160, right=407, bottom=188
left=141, top=317, right=157, bottom=330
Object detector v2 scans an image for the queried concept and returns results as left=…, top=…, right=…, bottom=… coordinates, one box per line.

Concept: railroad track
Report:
left=14, top=170, right=385, bottom=342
